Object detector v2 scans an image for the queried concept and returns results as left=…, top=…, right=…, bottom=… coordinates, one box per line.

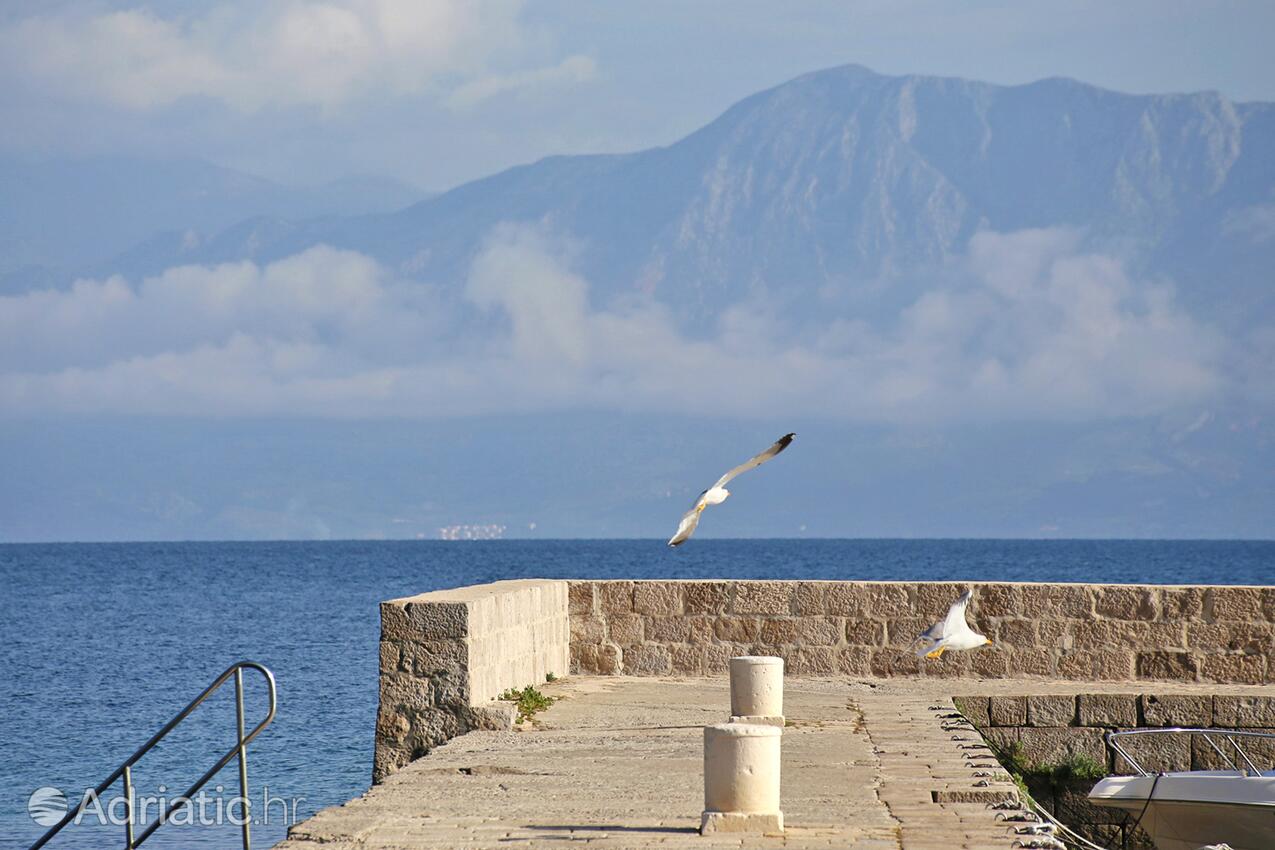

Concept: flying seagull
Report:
left=914, top=590, right=992, bottom=658
left=667, top=433, right=795, bottom=547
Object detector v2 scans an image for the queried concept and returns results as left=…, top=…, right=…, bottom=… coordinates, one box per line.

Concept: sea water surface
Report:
left=2, top=539, right=1272, bottom=849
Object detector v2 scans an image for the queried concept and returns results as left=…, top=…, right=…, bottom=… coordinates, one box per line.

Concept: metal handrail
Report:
left=1107, top=727, right=1275, bottom=777
left=29, top=660, right=276, bottom=850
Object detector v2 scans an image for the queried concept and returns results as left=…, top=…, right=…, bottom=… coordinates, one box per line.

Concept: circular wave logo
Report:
left=28, top=787, right=67, bottom=827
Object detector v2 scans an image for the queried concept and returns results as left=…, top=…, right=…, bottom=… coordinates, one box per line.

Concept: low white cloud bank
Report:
left=0, top=1, right=593, bottom=111
left=0, top=226, right=1240, bottom=421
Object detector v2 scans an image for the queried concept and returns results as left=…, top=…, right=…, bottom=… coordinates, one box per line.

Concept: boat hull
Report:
left=1089, top=773, right=1275, bottom=850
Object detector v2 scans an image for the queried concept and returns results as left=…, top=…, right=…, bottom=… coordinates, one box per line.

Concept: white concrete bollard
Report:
left=701, top=723, right=783, bottom=834
left=728, top=655, right=784, bottom=727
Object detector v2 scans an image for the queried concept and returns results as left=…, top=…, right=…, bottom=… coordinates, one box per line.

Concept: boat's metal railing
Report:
left=29, top=660, right=276, bottom=850
left=1107, top=727, right=1275, bottom=777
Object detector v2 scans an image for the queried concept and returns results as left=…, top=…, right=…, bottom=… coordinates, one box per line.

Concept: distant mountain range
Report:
left=3, top=65, right=1272, bottom=541
left=75, top=64, right=1275, bottom=328
left=0, top=156, right=425, bottom=293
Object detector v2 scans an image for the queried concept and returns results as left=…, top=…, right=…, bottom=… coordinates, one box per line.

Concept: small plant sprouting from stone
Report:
left=545, top=672, right=557, bottom=683
left=499, top=685, right=556, bottom=722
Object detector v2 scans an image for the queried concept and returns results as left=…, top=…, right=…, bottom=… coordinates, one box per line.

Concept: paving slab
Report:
left=276, top=677, right=1268, bottom=850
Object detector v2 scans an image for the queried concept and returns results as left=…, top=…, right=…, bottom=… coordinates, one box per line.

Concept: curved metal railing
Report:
left=29, top=660, right=276, bottom=850
left=1107, top=727, right=1275, bottom=777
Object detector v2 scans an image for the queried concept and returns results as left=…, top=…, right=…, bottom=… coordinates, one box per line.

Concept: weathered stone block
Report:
left=430, top=669, right=470, bottom=705
left=645, top=615, right=691, bottom=643
left=1188, top=731, right=1275, bottom=770
left=378, top=672, right=436, bottom=712
left=1112, top=729, right=1191, bottom=774
left=1009, top=648, right=1056, bottom=677
left=685, top=616, right=714, bottom=644
left=977, top=725, right=1020, bottom=756
left=1033, top=584, right=1094, bottom=619
left=379, top=640, right=401, bottom=672
left=824, top=583, right=866, bottom=617
left=622, top=644, right=671, bottom=675
left=746, top=642, right=784, bottom=659
left=732, top=581, right=794, bottom=615
left=864, top=584, right=911, bottom=618
left=952, top=695, right=990, bottom=727
left=1160, top=587, right=1203, bottom=621
left=404, top=600, right=469, bottom=639
left=989, top=696, right=1028, bottom=726
left=913, top=583, right=968, bottom=619
left=884, top=617, right=930, bottom=648
left=683, top=582, right=731, bottom=614
left=794, top=617, right=841, bottom=646
left=1027, top=695, right=1076, bottom=727
left=1072, top=620, right=1185, bottom=651
left=380, top=601, right=415, bottom=641
left=836, top=647, right=872, bottom=676
left=921, top=649, right=973, bottom=677
left=1017, top=727, right=1107, bottom=767
left=570, top=613, right=604, bottom=644
left=571, top=642, right=621, bottom=675
left=995, top=619, right=1035, bottom=649
left=703, top=643, right=735, bottom=674
left=1141, top=694, right=1212, bottom=727
left=633, top=582, right=681, bottom=615
left=669, top=643, right=703, bottom=675
left=1214, top=695, right=1275, bottom=727
left=375, top=705, right=411, bottom=743
left=567, top=581, right=595, bottom=615
left=788, top=646, right=836, bottom=675
left=1188, top=623, right=1275, bottom=653
left=1136, top=650, right=1198, bottom=682
left=1077, top=693, right=1138, bottom=727
left=1057, top=650, right=1134, bottom=681
left=791, top=582, right=826, bottom=615
left=408, top=645, right=467, bottom=686
left=1200, top=653, right=1268, bottom=684
left=969, top=649, right=1011, bottom=677
left=870, top=648, right=921, bottom=677
left=597, top=581, right=635, bottom=614
left=713, top=617, right=760, bottom=642
left=759, top=617, right=798, bottom=645
left=844, top=618, right=885, bottom=646
left=1209, top=586, right=1264, bottom=621
left=606, top=613, right=644, bottom=646
left=976, top=584, right=1018, bottom=617
left=1094, top=586, right=1158, bottom=620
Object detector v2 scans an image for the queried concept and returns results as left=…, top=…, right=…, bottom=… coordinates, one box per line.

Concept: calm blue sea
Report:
left=2, top=539, right=1273, bottom=849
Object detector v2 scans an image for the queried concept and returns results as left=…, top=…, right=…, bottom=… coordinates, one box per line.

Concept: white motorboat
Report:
left=1088, top=728, right=1275, bottom=850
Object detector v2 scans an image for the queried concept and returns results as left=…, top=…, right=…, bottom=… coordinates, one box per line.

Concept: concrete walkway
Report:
left=275, top=677, right=1027, bottom=849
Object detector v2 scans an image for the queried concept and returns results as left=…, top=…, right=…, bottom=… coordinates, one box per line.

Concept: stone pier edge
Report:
left=375, top=578, right=1274, bottom=782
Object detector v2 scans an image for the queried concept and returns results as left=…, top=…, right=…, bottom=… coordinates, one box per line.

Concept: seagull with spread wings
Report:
left=913, top=589, right=992, bottom=658
left=667, top=433, right=795, bottom=547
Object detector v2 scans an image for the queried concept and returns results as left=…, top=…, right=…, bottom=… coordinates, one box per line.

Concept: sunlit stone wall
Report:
left=567, top=580, right=1274, bottom=684
left=374, top=579, right=569, bottom=782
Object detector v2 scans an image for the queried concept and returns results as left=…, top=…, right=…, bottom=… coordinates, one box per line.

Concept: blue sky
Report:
left=2, top=1, right=1273, bottom=190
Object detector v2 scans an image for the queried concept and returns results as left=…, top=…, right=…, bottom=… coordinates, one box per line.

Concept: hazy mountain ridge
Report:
left=99, top=64, right=1275, bottom=325
left=3, top=65, right=1273, bottom=541
left=0, top=155, right=425, bottom=290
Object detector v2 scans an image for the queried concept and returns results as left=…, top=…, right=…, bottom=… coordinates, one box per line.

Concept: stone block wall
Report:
left=374, top=579, right=569, bottom=782
left=954, top=692, right=1275, bottom=774
left=568, top=580, right=1275, bottom=684
left=956, top=692, right=1275, bottom=847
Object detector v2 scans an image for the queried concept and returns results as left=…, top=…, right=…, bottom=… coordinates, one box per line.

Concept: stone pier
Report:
left=275, top=578, right=1274, bottom=849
